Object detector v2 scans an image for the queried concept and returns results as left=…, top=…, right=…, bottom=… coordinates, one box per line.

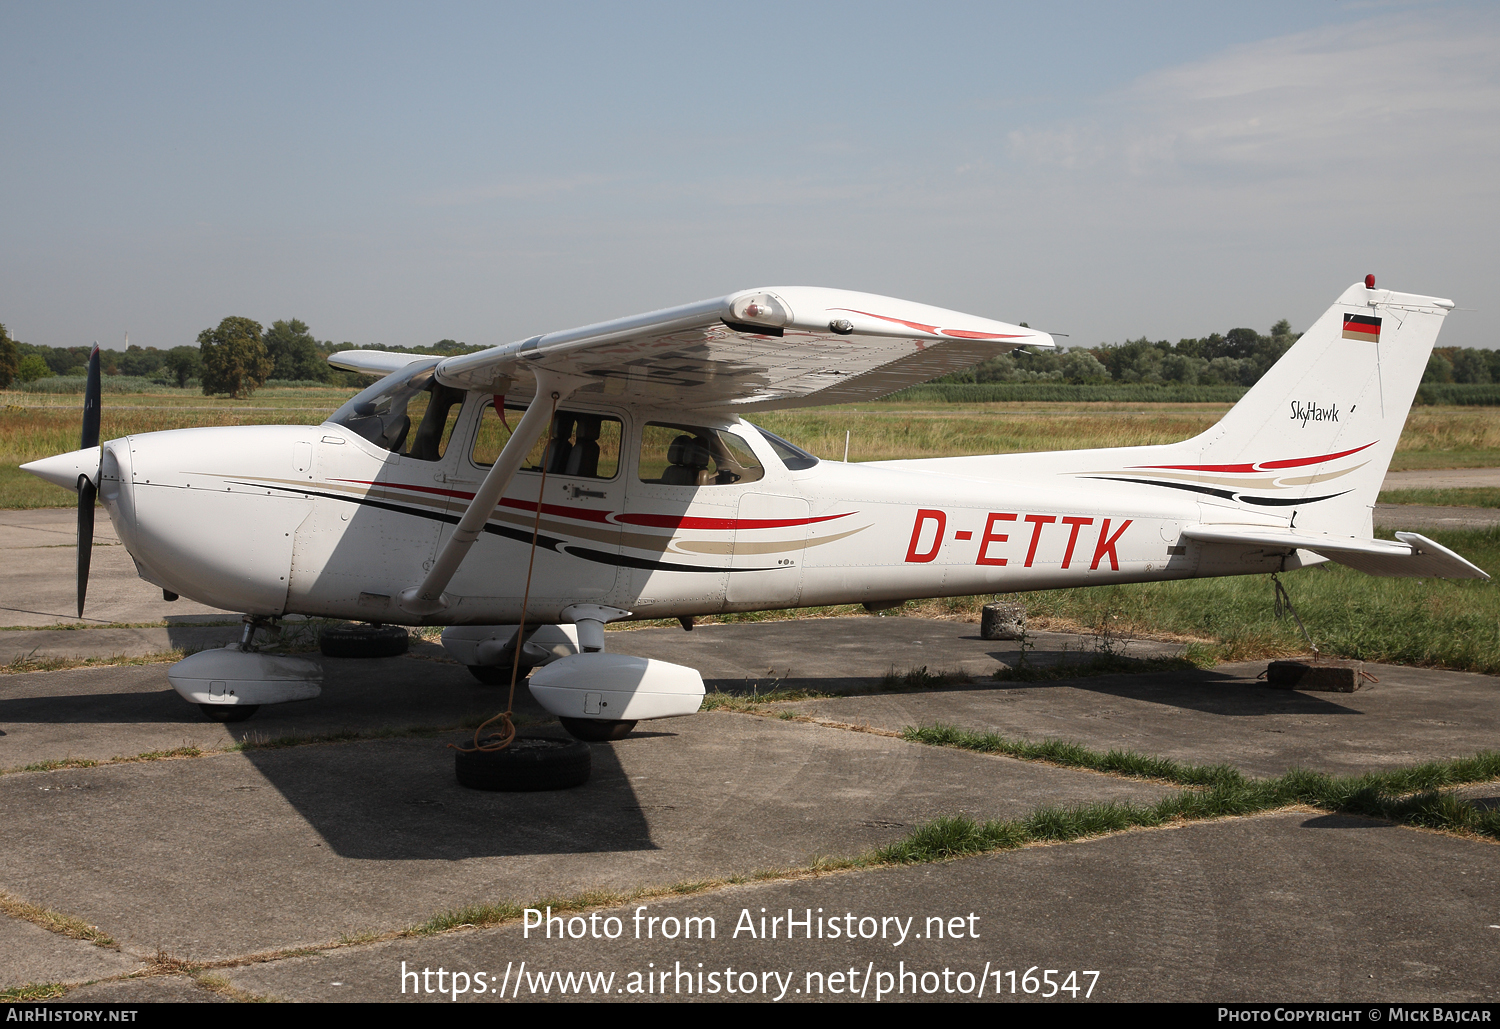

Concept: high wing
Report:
left=1183, top=526, right=1489, bottom=579
left=328, top=350, right=433, bottom=376
left=426, top=287, right=1052, bottom=412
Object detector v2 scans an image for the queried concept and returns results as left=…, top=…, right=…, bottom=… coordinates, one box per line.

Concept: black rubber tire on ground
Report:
left=559, top=717, right=637, bottom=742
left=198, top=703, right=260, bottom=723
left=454, top=736, right=591, bottom=791
left=319, top=623, right=409, bottom=658
left=467, top=663, right=532, bottom=686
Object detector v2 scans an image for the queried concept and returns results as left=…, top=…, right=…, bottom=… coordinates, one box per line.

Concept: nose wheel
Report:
left=198, top=703, right=260, bottom=723
left=558, top=717, right=637, bottom=741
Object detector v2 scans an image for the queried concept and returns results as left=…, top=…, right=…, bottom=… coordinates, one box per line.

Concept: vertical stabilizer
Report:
left=1178, top=281, right=1452, bottom=535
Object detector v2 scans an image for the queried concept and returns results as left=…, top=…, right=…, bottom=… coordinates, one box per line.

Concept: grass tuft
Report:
left=0, top=891, right=117, bottom=948
left=0, top=983, right=69, bottom=1001
left=889, top=723, right=1500, bottom=861
left=879, top=666, right=973, bottom=689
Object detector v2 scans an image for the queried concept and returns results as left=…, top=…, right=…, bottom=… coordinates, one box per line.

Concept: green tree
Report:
left=263, top=318, right=331, bottom=381
left=198, top=317, right=272, bottom=398
left=17, top=354, right=51, bottom=382
left=0, top=323, right=17, bottom=389
left=163, top=346, right=202, bottom=387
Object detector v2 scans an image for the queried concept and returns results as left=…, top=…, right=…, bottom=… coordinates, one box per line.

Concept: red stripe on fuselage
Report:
left=1133, top=441, right=1377, bottom=475
left=328, top=479, right=855, bottom=531
left=614, top=511, right=855, bottom=531
left=328, top=479, right=614, bottom=522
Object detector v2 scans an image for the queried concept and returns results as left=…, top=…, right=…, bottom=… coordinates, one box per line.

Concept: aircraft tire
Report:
left=198, top=703, right=260, bottom=723
left=467, top=663, right=532, bottom=686
left=559, top=717, right=637, bottom=742
left=454, top=736, right=591, bottom=792
left=319, top=623, right=409, bottom=658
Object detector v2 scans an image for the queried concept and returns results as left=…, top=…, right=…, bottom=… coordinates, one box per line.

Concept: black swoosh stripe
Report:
left=1084, top=477, right=1352, bottom=507
left=1239, top=491, right=1351, bottom=507
left=241, top=481, right=780, bottom=575
left=561, top=544, right=778, bottom=574
left=1082, top=477, right=1237, bottom=500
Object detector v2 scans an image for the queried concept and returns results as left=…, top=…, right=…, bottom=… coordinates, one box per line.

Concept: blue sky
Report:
left=2, top=1, right=1497, bottom=352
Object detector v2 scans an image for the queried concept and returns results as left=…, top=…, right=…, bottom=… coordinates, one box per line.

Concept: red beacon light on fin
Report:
left=1365, top=274, right=1376, bottom=289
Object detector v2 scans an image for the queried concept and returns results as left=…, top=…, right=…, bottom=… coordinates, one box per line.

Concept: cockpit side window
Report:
left=470, top=400, right=622, bottom=479
left=753, top=426, right=820, bottom=470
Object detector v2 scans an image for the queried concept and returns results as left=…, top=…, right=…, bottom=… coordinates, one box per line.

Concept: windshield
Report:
left=326, top=360, right=448, bottom=454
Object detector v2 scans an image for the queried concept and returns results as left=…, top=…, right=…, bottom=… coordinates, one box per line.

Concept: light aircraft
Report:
left=22, top=277, right=1487, bottom=776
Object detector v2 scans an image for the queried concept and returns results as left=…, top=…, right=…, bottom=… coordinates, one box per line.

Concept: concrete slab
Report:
left=1374, top=504, right=1500, bottom=529
left=63, top=975, right=230, bottom=1002
left=0, top=650, right=538, bottom=769
left=0, top=913, right=144, bottom=990
left=780, top=660, right=1500, bottom=778
left=1383, top=468, right=1500, bottom=490
left=223, top=811, right=1500, bottom=1003
left=602, top=617, right=1182, bottom=695
left=0, top=623, right=244, bottom=664
left=0, top=509, right=233, bottom=627
left=0, top=718, right=1172, bottom=961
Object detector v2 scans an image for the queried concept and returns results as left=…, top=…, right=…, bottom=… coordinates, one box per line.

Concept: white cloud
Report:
left=1010, top=12, right=1500, bottom=184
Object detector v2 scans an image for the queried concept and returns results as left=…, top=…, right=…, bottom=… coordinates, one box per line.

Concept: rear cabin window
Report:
left=470, top=400, right=622, bottom=479
left=638, top=423, right=765, bottom=486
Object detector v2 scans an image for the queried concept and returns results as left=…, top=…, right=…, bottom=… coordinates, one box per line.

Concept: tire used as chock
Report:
left=454, top=736, right=591, bottom=792
left=559, top=717, right=637, bottom=742
left=319, top=623, right=409, bottom=659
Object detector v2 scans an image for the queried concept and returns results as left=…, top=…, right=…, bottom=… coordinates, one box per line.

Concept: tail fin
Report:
left=1179, top=281, right=1453, bottom=535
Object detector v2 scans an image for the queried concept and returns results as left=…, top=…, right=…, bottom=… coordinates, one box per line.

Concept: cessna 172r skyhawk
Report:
left=22, top=277, right=1487, bottom=763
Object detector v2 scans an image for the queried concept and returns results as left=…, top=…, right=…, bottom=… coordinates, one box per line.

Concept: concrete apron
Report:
left=211, top=810, right=1499, bottom=1004
left=2, top=615, right=1497, bottom=1000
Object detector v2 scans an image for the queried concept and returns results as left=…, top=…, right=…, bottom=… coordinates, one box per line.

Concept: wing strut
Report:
left=397, top=367, right=591, bottom=617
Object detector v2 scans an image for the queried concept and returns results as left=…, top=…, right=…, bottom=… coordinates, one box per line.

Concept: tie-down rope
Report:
left=452, top=390, right=560, bottom=754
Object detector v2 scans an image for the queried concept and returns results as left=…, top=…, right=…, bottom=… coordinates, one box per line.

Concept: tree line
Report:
left=0, top=318, right=478, bottom=395
left=942, top=319, right=1500, bottom=389
left=4, top=315, right=1498, bottom=395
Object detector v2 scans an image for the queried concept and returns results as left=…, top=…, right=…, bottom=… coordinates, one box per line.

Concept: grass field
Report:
left=7, top=388, right=1500, bottom=508
left=682, top=526, right=1500, bottom=676
left=1377, top=488, right=1500, bottom=508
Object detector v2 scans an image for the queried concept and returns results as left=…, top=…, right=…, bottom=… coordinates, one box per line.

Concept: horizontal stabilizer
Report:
left=327, top=350, right=433, bottom=376
left=1182, top=525, right=1489, bottom=579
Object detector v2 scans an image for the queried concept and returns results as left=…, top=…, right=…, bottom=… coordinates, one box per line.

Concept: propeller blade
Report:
left=77, top=343, right=102, bottom=617
left=81, top=343, right=101, bottom=450
left=77, top=476, right=96, bottom=618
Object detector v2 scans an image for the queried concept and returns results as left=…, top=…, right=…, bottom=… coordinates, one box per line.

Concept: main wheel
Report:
left=319, top=623, right=409, bottom=658
left=559, top=717, right=637, bottom=742
left=198, top=703, right=259, bottom=723
left=454, top=736, right=591, bottom=791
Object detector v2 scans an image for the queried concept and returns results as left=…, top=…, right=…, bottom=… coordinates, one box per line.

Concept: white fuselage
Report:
left=98, top=391, right=1304, bottom=626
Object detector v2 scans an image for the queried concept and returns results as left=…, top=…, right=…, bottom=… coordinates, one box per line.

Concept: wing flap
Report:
left=1183, top=525, right=1489, bottom=579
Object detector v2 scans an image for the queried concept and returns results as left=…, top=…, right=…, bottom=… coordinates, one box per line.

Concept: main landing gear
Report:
left=318, top=622, right=409, bottom=659
left=166, top=615, right=322, bottom=723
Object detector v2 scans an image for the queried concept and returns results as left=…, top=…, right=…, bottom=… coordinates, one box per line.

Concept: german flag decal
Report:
left=1343, top=314, right=1382, bottom=342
